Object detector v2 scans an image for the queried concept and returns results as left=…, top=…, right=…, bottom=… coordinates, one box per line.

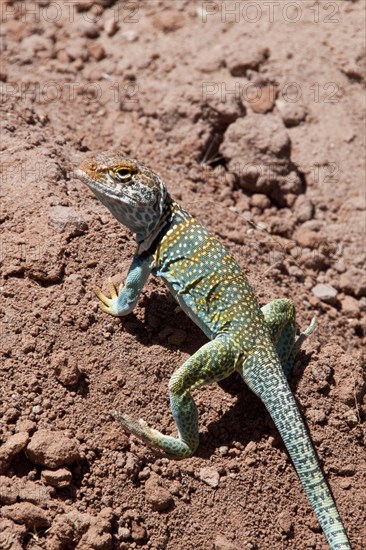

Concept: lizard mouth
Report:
left=76, top=168, right=139, bottom=206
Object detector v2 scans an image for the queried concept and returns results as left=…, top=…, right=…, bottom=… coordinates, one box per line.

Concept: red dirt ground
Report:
left=0, top=1, right=365, bottom=549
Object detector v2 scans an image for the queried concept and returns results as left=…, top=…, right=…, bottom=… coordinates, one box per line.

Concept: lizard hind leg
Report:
left=261, top=299, right=316, bottom=378
left=114, top=336, right=239, bottom=459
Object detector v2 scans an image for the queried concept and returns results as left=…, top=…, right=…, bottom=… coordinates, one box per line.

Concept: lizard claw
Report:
left=113, top=411, right=158, bottom=441
left=94, top=277, right=122, bottom=316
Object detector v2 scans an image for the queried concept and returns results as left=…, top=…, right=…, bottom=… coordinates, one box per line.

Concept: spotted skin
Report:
left=77, top=152, right=351, bottom=550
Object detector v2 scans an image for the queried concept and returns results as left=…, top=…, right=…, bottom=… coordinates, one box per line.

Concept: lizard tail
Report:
left=240, top=349, right=351, bottom=550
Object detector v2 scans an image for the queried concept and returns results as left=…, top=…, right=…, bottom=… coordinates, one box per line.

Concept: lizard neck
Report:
left=137, top=195, right=190, bottom=253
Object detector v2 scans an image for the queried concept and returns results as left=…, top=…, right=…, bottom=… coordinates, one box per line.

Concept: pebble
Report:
left=343, top=410, right=359, bottom=428
left=80, top=22, right=100, bottom=39
left=145, top=477, right=174, bottom=512
left=88, top=42, right=106, bottom=61
left=338, top=464, right=356, bottom=477
left=41, top=467, right=73, bottom=488
left=294, top=195, right=314, bottom=223
left=1, top=502, right=51, bottom=529
left=104, top=17, right=119, bottom=37
left=276, top=99, right=307, bottom=127
left=51, top=352, right=81, bottom=387
left=26, top=430, right=80, bottom=468
left=167, top=329, right=187, bottom=346
left=341, top=295, right=361, bottom=318
left=306, top=408, right=326, bottom=424
left=199, top=467, right=220, bottom=488
left=339, top=268, right=366, bottom=298
left=227, top=46, right=269, bottom=76
left=49, top=206, right=88, bottom=237
left=311, top=283, right=338, bottom=304
left=277, top=510, right=293, bottom=536
left=118, top=527, right=131, bottom=540
left=214, top=534, right=237, bottom=550
left=248, top=84, right=277, bottom=114
left=121, top=30, right=139, bottom=42
left=152, top=10, right=185, bottom=33
left=339, top=480, right=352, bottom=490
left=250, top=194, right=271, bottom=210
left=130, top=520, right=147, bottom=542
left=0, top=432, right=30, bottom=474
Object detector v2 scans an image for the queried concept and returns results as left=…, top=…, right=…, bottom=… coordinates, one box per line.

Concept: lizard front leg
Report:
left=94, top=252, right=153, bottom=316
left=115, top=336, right=240, bottom=459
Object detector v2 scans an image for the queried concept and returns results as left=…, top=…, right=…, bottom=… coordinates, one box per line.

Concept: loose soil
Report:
left=0, top=1, right=365, bottom=549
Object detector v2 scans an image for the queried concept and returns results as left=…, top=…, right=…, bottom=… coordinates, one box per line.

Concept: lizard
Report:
left=76, top=151, right=351, bottom=549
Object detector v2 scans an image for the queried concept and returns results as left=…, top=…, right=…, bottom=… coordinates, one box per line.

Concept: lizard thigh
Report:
left=261, top=299, right=316, bottom=378
left=168, top=337, right=239, bottom=453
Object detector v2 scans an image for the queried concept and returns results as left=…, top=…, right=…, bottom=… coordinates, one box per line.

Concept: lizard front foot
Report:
left=94, top=277, right=123, bottom=316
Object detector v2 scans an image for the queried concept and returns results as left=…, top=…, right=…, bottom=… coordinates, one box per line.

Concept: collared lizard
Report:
left=77, top=151, right=351, bottom=549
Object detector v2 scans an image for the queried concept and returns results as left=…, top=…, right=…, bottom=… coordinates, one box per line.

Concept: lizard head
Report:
left=77, top=151, right=167, bottom=242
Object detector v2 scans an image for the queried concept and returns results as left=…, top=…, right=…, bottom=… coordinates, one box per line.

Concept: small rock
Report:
left=48, top=510, right=90, bottom=546
left=1, top=502, right=51, bottom=530
left=277, top=510, right=293, bottom=536
left=218, top=446, right=229, bottom=456
left=80, top=22, right=100, bottom=39
left=250, top=194, right=271, bottom=210
left=214, top=534, right=237, bottom=550
left=167, top=329, right=187, bottom=346
left=294, top=196, right=314, bottom=223
left=152, top=10, right=185, bottom=33
left=21, top=337, right=36, bottom=354
left=77, top=508, right=113, bottom=548
left=306, top=408, right=326, bottom=424
left=337, top=380, right=355, bottom=406
left=52, top=352, right=81, bottom=387
left=311, top=283, right=338, bottom=304
left=339, top=268, right=366, bottom=298
left=88, top=42, right=106, bottom=61
left=104, top=17, right=119, bottom=36
left=0, top=476, right=17, bottom=504
left=227, top=46, right=270, bottom=76
left=276, top=99, right=307, bottom=127
left=145, top=477, right=173, bottom=512
left=130, top=520, right=147, bottom=542
left=339, top=480, right=352, bottom=490
left=41, top=467, right=72, bottom=488
left=247, top=84, right=278, bottom=114
left=341, top=295, right=361, bottom=318
left=199, top=467, right=220, bottom=488
left=32, top=405, right=42, bottom=414
left=338, top=464, right=356, bottom=477
left=0, top=518, right=26, bottom=550
left=0, top=432, right=30, bottom=474
left=49, top=206, right=88, bottom=237
left=118, top=527, right=131, bottom=540
left=294, top=229, right=323, bottom=249
left=124, top=452, right=142, bottom=481
left=26, top=430, right=80, bottom=468
left=343, top=410, right=358, bottom=428
left=121, top=30, right=139, bottom=42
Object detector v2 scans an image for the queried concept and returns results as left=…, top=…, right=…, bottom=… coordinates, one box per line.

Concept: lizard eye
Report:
left=114, top=168, right=133, bottom=181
